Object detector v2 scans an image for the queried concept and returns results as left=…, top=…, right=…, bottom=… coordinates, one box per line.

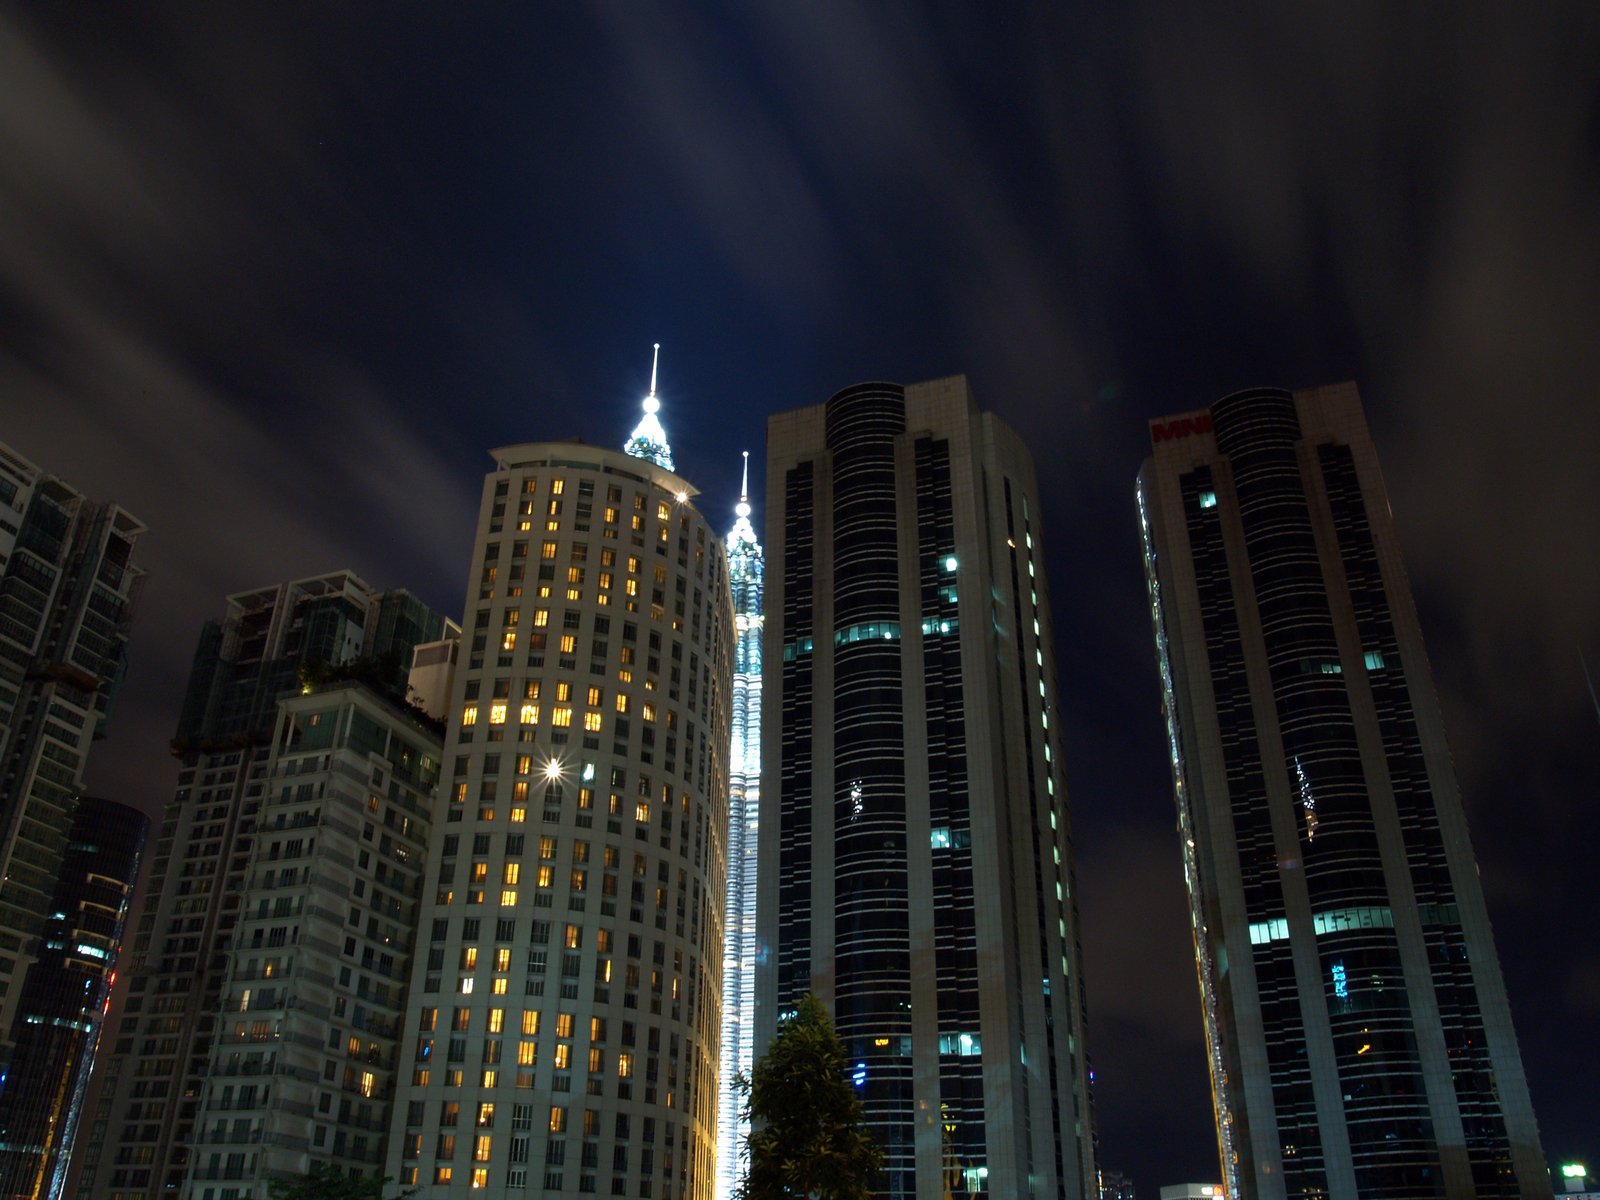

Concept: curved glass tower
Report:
left=715, top=455, right=763, bottom=1200
left=1137, top=383, right=1549, bottom=1200
left=759, top=377, right=1096, bottom=1200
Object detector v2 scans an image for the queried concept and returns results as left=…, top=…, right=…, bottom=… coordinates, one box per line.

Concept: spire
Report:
left=728, top=450, right=758, bottom=549
left=624, top=342, right=674, bottom=471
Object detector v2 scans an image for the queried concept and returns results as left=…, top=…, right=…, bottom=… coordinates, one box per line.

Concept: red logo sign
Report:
left=1150, top=413, right=1213, bottom=445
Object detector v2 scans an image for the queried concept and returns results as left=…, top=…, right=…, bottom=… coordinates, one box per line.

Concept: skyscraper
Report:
left=1136, top=383, right=1550, bottom=1200
left=0, top=795, right=148, bottom=1200
left=0, top=442, right=144, bottom=1072
left=385, top=379, right=734, bottom=1198
left=715, top=454, right=763, bottom=1200
left=183, top=666, right=450, bottom=1198
left=759, top=376, right=1095, bottom=1200
left=81, top=575, right=450, bottom=1200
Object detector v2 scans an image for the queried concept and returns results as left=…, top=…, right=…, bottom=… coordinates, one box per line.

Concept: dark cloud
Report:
left=5, top=1, right=1596, bottom=1190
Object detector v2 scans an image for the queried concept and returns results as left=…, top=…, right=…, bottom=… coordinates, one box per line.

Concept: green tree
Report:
left=737, top=992, right=883, bottom=1200
left=266, top=1163, right=414, bottom=1200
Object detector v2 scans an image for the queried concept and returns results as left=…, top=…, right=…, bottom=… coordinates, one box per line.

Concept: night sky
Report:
left=5, top=4, right=1598, bottom=1192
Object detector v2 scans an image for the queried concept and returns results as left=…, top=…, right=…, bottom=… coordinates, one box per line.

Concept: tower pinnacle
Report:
left=624, top=342, right=674, bottom=470
left=728, top=450, right=757, bottom=548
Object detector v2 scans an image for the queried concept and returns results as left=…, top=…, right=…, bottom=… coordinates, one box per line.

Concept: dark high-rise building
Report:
left=385, top=374, right=735, bottom=1198
left=759, top=377, right=1096, bottom=1200
left=80, top=575, right=450, bottom=1200
left=1137, top=383, right=1550, bottom=1200
left=0, top=796, right=147, bottom=1200
left=0, top=443, right=144, bottom=1070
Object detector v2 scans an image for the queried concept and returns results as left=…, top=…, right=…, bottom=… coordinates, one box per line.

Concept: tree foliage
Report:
left=266, top=1163, right=414, bottom=1200
left=737, top=992, right=883, bottom=1200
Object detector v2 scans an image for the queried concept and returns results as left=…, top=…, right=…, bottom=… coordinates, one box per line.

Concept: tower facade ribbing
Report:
left=1137, top=383, right=1550, bottom=1200
left=714, top=459, right=762, bottom=1200
left=758, top=376, right=1096, bottom=1200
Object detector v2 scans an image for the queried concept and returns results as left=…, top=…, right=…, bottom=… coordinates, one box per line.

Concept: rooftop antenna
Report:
left=623, top=341, right=673, bottom=470
left=645, top=343, right=661, bottom=413
left=737, top=451, right=751, bottom=518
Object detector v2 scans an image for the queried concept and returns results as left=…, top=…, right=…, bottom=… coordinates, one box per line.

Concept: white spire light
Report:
left=624, top=342, right=674, bottom=470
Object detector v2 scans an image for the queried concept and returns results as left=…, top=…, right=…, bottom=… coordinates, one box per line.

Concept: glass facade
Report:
left=1138, top=384, right=1551, bottom=1200
left=714, top=462, right=762, bottom=1200
left=760, top=377, right=1096, bottom=1200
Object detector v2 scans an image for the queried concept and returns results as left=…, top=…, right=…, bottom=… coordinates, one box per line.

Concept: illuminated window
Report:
left=475, top=1134, right=493, bottom=1161
left=583, top=712, right=603, bottom=732
left=1199, top=489, right=1218, bottom=509
left=435, top=1167, right=453, bottom=1184
left=563, top=924, right=581, bottom=949
left=552, top=707, right=573, bottom=728
left=537, top=866, right=554, bottom=887
left=504, top=863, right=521, bottom=885
left=615, top=694, right=629, bottom=714
left=588, top=1048, right=604, bottom=1073
left=556, top=1012, right=575, bottom=1036
left=641, top=703, right=656, bottom=722
left=553, top=1044, right=570, bottom=1069
left=361, top=1070, right=376, bottom=1097
left=599, top=571, right=613, bottom=591
left=462, top=705, right=478, bottom=727
left=461, top=947, right=479, bottom=969
left=471, top=863, right=489, bottom=884
left=541, top=541, right=557, bottom=560
left=518, top=1040, right=537, bottom=1066
left=549, top=1106, right=566, bottom=1133
left=533, top=609, right=549, bottom=627
left=489, top=703, right=507, bottom=725
left=519, top=704, right=539, bottom=725
left=502, top=630, right=517, bottom=651
left=635, top=802, right=649, bottom=824
left=499, top=889, right=518, bottom=907
left=555, top=681, right=572, bottom=701
left=560, top=635, right=577, bottom=653
left=617, top=1052, right=633, bottom=1078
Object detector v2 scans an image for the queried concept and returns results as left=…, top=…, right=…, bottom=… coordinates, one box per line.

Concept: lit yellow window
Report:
left=532, top=608, right=549, bottom=627
left=515, top=755, right=532, bottom=775
left=564, top=924, right=581, bottom=949
left=519, top=704, right=538, bottom=725
left=598, top=571, right=613, bottom=591
left=656, top=502, right=670, bottom=521
left=539, top=837, right=557, bottom=859
left=525, top=680, right=541, bottom=699
left=503, top=863, right=521, bottom=885
left=585, top=686, right=602, bottom=706
left=627, top=555, right=640, bottom=572
left=518, top=1040, right=537, bottom=1065
left=461, top=947, right=478, bottom=969
left=461, top=704, right=478, bottom=727
left=548, top=499, right=561, bottom=516
left=488, top=703, right=506, bottom=725
left=537, top=865, right=554, bottom=887
left=617, top=1052, right=633, bottom=1078
left=559, top=635, right=576, bottom=653
left=553, top=1044, right=570, bottom=1070
left=588, top=1048, right=604, bottom=1073
left=591, top=1015, right=607, bottom=1038
left=541, top=541, right=557, bottom=560
left=487, top=1010, right=504, bottom=1033
left=642, top=703, right=656, bottom=722
left=566, top=566, right=583, bottom=584
left=480, top=1068, right=497, bottom=1087
left=615, top=693, right=629, bottom=714
left=474, top=1134, right=492, bottom=1161
left=501, top=630, right=517, bottom=651
left=549, top=1106, right=566, bottom=1133
left=583, top=712, right=602, bottom=732
left=556, top=1012, right=575, bottom=1037
left=631, top=515, right=644, bottom=531
left=552, top=707, right=572, bottom=728
left=556, top=681, right=572, bottom=701
left=604, top=506, right=618, bottom=523
left=617, top=668, right=632, bottom=684
left=625, top=578, right=638, bottom=596
left=471, top=863, right=488, bottom=883
left=635, top=802, right=649, bottom=824
left=550, top=479, right=564, bottom=495
left=497, top=888, right=515, bottom=907
left=510, top=804, right=526, bottom=823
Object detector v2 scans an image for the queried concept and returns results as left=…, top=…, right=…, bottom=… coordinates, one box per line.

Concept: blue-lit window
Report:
left=1363, top=650, right=1386, bottom=670
left=1198, top=490, right=1217, bottom=509
left=930, top=827, right=951, bottom=848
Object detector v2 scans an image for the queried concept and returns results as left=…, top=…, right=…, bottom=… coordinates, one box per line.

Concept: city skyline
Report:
left=3, top=5, right=1597, bottom=1193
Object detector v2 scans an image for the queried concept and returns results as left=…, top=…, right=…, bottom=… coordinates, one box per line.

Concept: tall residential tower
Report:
left=715, top=455, right=763, bottom=1200
left=385, top=375, right=734, bottom=1198
left=1137, top=383, right=1549, bottom=1200
left=82, top=575, right=451, bottom=1200
left=759, top=377, right=1095, bottom=1200
left=0, top=442, right=144, bottom=1071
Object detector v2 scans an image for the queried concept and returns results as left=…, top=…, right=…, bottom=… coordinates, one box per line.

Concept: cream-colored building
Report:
left=386, top=421, right=733, bottom=1197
